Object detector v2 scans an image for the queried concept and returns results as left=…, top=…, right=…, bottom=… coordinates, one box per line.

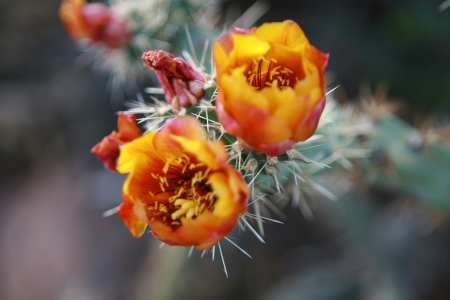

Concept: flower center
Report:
left=147, top=154, right=217, bottom=230
left=245, top=57, right=298, bottom=90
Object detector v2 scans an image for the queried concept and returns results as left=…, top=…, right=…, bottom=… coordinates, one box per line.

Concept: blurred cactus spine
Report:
left=77, top=0, right=450, bottom=267
left=282, top=85, right=450, bottom=220
left=129, top=45, right=450, bottom=247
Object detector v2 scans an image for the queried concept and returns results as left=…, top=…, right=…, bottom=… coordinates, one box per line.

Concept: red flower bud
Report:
left=91, top=112, right=142, bottom=171
left=59, top=0, right=129, bottom=49
left=142, top=50, right=205, bottom=110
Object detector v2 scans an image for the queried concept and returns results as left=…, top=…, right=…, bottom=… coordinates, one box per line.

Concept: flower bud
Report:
left=142, top=50, right=205, bottom=110
left=59, top=0, right=129, bottom=49
left=91, top=112, right=142, bottom=171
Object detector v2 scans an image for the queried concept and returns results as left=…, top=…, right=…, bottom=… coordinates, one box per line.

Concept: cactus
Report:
left=73, top=1, right=450, bottom=290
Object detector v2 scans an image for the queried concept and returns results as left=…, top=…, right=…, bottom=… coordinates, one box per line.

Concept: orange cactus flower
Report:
left=91, top=112, right=142, bottom=172
left=59, top=0, right=129, bottom=49
left=214, top=20, right=329, bottom=156
left=142, top=50, right=205, bottom=110
left=116, top=116, right=249, bottom=250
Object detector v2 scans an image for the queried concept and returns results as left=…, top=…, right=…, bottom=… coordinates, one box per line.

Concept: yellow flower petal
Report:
left=117, top=132, right=157, bottom=174
left=254, top=20, right=309, bottom=49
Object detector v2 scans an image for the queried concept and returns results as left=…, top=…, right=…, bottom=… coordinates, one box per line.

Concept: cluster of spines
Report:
left=122, top=41, right=450, bottom=276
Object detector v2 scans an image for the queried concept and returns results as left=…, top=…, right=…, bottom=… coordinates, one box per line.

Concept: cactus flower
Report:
left=116, top=116, right=249, bottom=250
left=214, top=20, right=329, bottom=156
left=59, top=0, right=129, bottom=49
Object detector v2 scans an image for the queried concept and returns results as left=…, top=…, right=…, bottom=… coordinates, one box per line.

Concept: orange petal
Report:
left=117, top=112, right=142, bottom=142
left=220, top=88, right=292, bottom=145
left=216, top=95, right=246, bottom=138
left=80, top=3, right=111, bottom=28
left=117, top=132, right=157, bottom=174
left=91, top=135, right=121, bottom=171
left=253, top=139, right=296, bottom=157
left=220, top=70, right=269, bottom=110
left=122, top=157, right=170, bottom=204
left=209, top=172, right=247, bottom=216
left=254, top=20, right=309, bottom=49
left=59, top=0, right=88, bottom=39
left=293, top=96, right=326, bottom=141
left=306, top=46, right=329, bottom=88
left=213, top=40, right=229, bottom=75
left=150, top=212, right=239, bottom=250
left=161, top=115, right=207, bottom=141
left=117, top=196, right=147, bottom=237
left=216, top=27, right=256, bottom=55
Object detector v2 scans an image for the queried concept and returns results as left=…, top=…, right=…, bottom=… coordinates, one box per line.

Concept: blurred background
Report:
left=1, top=0, right=450, bottom=299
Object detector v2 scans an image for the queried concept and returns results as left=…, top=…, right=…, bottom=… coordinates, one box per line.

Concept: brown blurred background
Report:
left=1, top=0, right=450, bottom=299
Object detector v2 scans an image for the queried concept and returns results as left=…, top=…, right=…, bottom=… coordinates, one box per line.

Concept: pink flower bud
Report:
left=142, top=50, right=205, bottom=110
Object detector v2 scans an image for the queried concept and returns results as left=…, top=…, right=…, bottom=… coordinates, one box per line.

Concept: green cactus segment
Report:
left=365, top=117, right=450, bottom=215
left=249, top=95, right=450, bottom=218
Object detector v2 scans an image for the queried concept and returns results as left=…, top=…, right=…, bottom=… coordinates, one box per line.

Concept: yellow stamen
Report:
left=163, top=159, right=172, bottom=174
left=270, top=66, right=281, bottom=80
left=147, top=154, right=218, bottom=227
left=199, top=203, right=205, bottom=214
left=160, top=205, right=168, bottom=213
left=246, top=57, right=294, bottom=90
